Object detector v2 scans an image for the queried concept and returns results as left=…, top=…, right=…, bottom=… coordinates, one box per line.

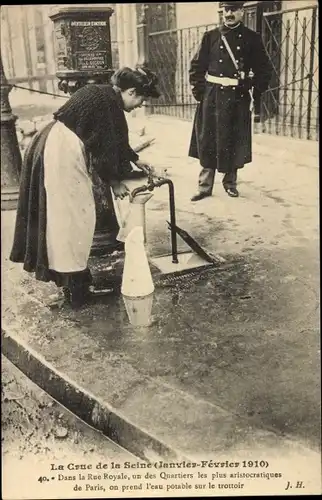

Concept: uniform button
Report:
left=238, top=34, right=242, bottom=38
left=220, top=45, right=223, bottom=48
left=232, top=87, right=236, bottom=90
left=220, top=73, right=223, bottom=76
left=220, top=86, right=224, bottom=90
left=219, top=59, right=223, bottom=62
left=236, top=59, right=239, bottom=62
left=234, top=73, right=238, bottom=77
left=237, top=46, right=240, bottom=50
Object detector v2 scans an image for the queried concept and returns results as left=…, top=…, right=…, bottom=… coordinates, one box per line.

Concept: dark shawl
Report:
left=53, top=84, right=139, bottom=181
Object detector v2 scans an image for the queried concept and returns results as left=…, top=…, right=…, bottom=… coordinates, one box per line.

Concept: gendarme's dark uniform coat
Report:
left=188, top=23, right=272, bottom=173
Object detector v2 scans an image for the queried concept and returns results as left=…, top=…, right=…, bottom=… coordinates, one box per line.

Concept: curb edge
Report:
left=1, top=328, right=186, bottom=463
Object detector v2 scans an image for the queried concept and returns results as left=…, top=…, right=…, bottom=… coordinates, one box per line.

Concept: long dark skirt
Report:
left=9, top=122, right=93, bottom=290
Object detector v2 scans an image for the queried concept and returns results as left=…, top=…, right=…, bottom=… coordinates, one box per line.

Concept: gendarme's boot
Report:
left=191, top=192, right=212, bottom=201
left=225, top=187, right=239, bottom=197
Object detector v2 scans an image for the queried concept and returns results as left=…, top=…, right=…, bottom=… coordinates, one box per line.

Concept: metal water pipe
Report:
left=130, top=177, right=179, bottom=264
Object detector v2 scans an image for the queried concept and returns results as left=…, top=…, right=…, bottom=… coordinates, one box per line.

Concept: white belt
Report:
left=206, top=74, right=238, bottom=86
left=206, top=73, right=254, bottom=111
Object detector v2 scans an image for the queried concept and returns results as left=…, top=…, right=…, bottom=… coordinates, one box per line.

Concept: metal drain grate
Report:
left=154, top=265, right=217, bottom=289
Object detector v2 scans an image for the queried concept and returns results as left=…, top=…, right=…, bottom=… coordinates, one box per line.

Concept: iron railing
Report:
left=261, top=5, right=318, bottom=140
left=148, top=23, right=217, bottom=120
left=147, top=6, right=319, bottom=141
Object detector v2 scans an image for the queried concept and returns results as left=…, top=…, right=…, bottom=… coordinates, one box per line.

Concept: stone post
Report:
left=0, top=52, right=22, bottom=211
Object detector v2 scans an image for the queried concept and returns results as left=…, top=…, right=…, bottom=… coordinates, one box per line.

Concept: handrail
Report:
left=149, top=23, right=218, bottom=37
left=263, top=5, right=317, bottom=17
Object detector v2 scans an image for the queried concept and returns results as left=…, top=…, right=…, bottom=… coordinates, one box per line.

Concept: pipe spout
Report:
left=130, top=176, right=168, bottom=200
left=130, top=183, right=153, bottom=200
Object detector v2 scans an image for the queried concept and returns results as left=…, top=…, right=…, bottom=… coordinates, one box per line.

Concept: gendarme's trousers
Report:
left=198, top=168, right=238, bottom=194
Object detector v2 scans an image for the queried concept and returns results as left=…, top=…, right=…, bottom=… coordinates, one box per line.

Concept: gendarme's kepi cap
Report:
left=222, top=1, right=245, bottom=8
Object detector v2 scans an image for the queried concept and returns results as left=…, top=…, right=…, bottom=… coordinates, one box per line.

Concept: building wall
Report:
left=176, top=2, right=220, bottom=30
left=283, top=0, right=317, bottom=8
left=1, top=6, right=27, bottom=78
left=115, top=4, right=138, bottom=67
left=174, top=1, right=320, bottom=33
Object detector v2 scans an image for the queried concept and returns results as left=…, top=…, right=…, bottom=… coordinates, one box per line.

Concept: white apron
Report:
left=43, top=121, right=96, bottom=273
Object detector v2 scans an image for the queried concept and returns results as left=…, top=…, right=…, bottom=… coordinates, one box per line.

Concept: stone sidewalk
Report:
left=1, top=111, right=320, bottom=492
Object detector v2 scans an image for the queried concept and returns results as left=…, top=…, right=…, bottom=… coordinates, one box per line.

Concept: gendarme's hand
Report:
left=238, top=78, right=253, bottom=92
left=111, top=181, right=130, bottom=200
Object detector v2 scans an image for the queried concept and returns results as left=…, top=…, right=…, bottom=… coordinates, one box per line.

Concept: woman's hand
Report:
left=111, top=181, right=130, bottom=200
left=135, top=160, right=162, bottom=180
left=135, top=160, right=155, bottom=176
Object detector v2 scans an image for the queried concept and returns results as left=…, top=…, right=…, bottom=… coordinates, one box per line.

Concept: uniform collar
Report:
left=220, top=22, right=243, bottom=35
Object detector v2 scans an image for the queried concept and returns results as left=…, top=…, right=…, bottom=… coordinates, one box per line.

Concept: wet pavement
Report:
left=2, top=116, right=320, bottom=466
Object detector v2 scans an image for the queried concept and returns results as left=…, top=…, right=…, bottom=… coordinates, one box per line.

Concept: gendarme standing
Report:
left=189, top=1, right=273, bottom=200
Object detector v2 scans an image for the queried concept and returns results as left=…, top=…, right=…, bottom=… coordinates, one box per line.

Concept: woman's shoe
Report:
left=70, top=285, right=91, bottom=309
left=62, top=287, right=71, bottom=302
left=46, top=287, right=70, bottom=310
